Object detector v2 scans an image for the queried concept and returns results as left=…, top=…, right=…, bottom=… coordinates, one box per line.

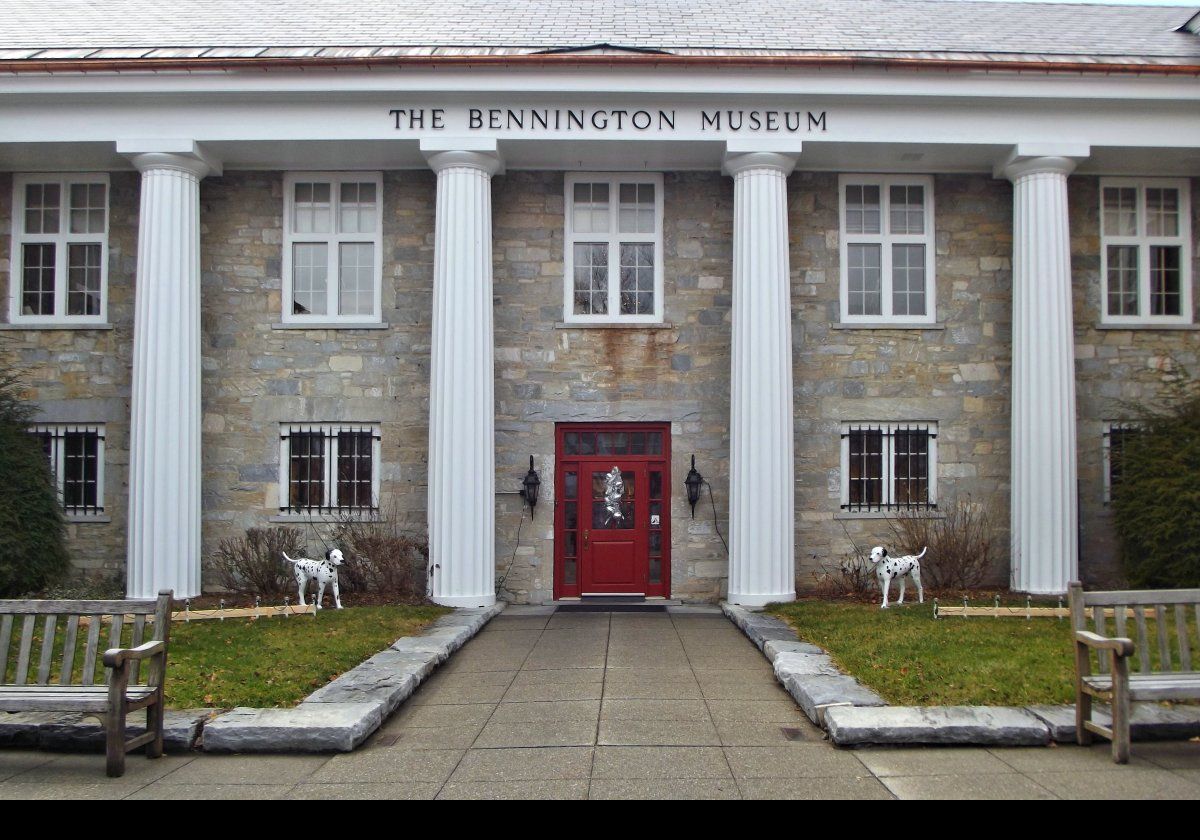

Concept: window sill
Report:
left=831, top=323, right=944, bottom=331
left=834, top=510, right=943, bottom=521
left=0, top=322, right=114, bottom=331
left=1093, top=323, right=1199, bottom=331
left=272, top=322, right=389, bottom=331
left=270, top=512, right=380, bottom=524
left=64, top=514, right=111, bottom=524
left=555, top=322, right=675, bottom=330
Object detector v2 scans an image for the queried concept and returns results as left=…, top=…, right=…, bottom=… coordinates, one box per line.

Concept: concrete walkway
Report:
left=1, top=606, right=1199, bottom=799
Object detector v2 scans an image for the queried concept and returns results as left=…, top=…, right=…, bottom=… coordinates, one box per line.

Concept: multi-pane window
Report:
left=840, top=422, right=938, bottom=512
left=10, top=175, right=109, bottom=324
left=564, top=174, right=664, bottom=323
left=279, top=424, right=381, bottom=514
left=282, top=173, right=382, bottom=324
left=28, top=424, right=105, bottom=516
left=1103, top=422, right=1143, bottom=504
left=1100, top=179, right=1192, bottom=325
left=839, top=176, right=936, bottom=324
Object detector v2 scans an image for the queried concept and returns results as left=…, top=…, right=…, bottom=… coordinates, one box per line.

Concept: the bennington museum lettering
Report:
left=388, top=107, right=828, bottom=133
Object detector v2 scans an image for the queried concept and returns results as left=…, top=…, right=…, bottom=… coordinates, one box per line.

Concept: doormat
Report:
left=555, top=604, right=668, bottom=613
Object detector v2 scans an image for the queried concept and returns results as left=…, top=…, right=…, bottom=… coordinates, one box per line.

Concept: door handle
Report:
left=583, top=530, right=590, bottom=548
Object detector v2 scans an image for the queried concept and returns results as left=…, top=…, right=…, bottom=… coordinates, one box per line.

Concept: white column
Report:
left=124, top=151, right=212, bottom=599
left=724, top=150, right=798, bottom=607
left=425, top=148, right=502, bottom=607
left=1004, top=155, right=1079, bottom=594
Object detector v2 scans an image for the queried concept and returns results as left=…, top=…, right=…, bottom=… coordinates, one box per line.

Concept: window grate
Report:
left=280, top=423, right=381, bottom=514
left=1103, top=422, right=1143, bottom=504
left=841, top=422, right=937, bottom=512
left=28, top=424, right=105, bottom=515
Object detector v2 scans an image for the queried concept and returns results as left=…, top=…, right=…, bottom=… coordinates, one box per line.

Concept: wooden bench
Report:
left=1068, top=581, right=1200, bottom=763
left=0, top=590, right=173, bottom=777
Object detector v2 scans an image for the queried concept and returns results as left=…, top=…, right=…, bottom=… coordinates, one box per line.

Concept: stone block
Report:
left=203, top=704, right=382, bottom=753
left=825, top=705, right=1051, bottom=747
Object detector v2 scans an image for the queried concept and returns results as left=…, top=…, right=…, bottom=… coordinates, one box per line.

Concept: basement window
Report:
left=840, top=422, right=938, bottom=512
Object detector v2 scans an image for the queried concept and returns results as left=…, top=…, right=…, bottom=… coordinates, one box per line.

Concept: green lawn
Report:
left=163, top=605, right=449, bottom=709
left=766, top=599, right=1076, bottom=706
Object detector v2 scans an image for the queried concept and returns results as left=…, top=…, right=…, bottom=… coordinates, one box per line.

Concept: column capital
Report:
left=116, top=139, right=221, bottom=178
left=722, top=139, right=801, bottom=177
left=995, top=143, right=1089, bottom=182
left=421, top=137, right=504, bottom=176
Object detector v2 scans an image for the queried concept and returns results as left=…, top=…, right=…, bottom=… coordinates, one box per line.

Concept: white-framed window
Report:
left=278, top=423, right=381, bottom=514
left=1103, top=422, right=1144, bottom=504
left=28, top=424, right=105, bottom=517
left=9, top=174, right=109, bottom=325
left=563, top=172, right=664, bottom=324
left=838, top=175, right=936, bottom=325
left=840, top=422, right=938, bottom=512
left=1100, top=178, right=1192, bottom=326
left=282, top=172, right=383, bottom=324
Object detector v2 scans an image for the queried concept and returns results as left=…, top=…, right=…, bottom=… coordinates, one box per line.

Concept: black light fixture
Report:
left=520, top=455, right=541, bottom=516
left=684, top=454, right=704, bottom=519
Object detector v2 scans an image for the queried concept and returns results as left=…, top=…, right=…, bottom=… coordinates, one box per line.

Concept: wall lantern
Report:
left=520, top=455, right=541, bottom=516
left=684, top=454, right=704, bottom=519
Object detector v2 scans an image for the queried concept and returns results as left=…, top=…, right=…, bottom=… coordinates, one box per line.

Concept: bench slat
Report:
left=14, top=615, right=35, bottom=686
left=1155, top=604, right=1171, bottom=671
left=1092, top=605, right=1109, bottom=673
left=80, top=617, right=102, bottom=686
left=131, top=615, right=146, bottom=685
left=0, top=685, right=157, bottom=713
left=1081, top=589, right=1200, bottom=607
left=104, top=614, right=124, bottom=686
left=1134, top=606, right=1151, bottom=674
left=0, top=615, right=12, bottom=683
left=0, top=599, right=160, bottom=615
left=36, top=615, right=56, bottom=685
left=1082, top=672, right=1200, bottom=702
left=59, top=615, right=80, bottom=685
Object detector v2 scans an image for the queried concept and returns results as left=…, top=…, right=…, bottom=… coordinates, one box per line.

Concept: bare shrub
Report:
left=211, top=527, right=305, bottom=598
left=331, top=512, right=429, bottom=603
left=810, top=549, right=877, bottom=600
left=888, top=496, right=997, bottom=593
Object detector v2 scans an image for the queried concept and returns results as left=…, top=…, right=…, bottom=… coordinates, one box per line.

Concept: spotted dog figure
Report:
left=869, top=545, right=926, bottom=609
left=283, top=548, right=345, bottom=610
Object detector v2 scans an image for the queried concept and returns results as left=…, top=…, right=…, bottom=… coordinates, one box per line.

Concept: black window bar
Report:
left=282, top=424, right=380, bottom=514
left=842, top=422, right=936, bottom=513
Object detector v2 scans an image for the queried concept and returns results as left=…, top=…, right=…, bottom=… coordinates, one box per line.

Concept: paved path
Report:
left=1, top=606, right=1199, bottom=798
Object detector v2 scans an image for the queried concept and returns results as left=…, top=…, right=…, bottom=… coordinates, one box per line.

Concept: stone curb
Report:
left=721, top=602, right=1200, bottom=748
left=202, top=601, right=505, bottom=752
left=0, top=709, right=212, bottom=754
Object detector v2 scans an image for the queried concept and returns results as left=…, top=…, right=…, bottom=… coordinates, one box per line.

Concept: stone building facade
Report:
left=3, top=166, right=1196, bottom=601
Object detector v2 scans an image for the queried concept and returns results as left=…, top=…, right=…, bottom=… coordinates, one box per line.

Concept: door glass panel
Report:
left=591, top=469, right=634, bottom=529
left=564, top=502, right=578, bottom=530
left=564, top=558, right=577, bottom=585
left=649, top=471, right=663, bottom=499
left=564, top=532, right=577, bottom=557
left=564, top=471, right=577, bottom=500
left=597, top=432, right=627, bottom=454
left=649, top=557, right=662, bottom=585
left=649, top=531, right=662, bottom=554
left=646, top=432, right=663, bottom=455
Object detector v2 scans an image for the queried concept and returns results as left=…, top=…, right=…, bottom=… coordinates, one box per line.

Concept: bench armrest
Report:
left=103, top=640, right=165, bottom=668
left=1075, top=630, right=1135, bottom=657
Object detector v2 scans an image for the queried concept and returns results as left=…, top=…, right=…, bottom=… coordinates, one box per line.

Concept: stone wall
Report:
left=1, top=167, right=1195, bottom=599
left=789, top=172, right=1015, bottom=589
left=0, top=171, right=138, bottom=581
left=491, top=171, right=734, bottom=604
left=1072, top=176, right=1200, bottom=587
left=197, top=171, right=436, bottom=578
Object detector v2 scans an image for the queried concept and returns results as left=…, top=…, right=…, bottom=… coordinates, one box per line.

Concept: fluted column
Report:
left=125, top=152, right=211, bottom=599
left=425, top=149, right=502, bottom=607
left=1004, top=156, right=1079, bottom=594
left=724, top=151, right=798, bottom=606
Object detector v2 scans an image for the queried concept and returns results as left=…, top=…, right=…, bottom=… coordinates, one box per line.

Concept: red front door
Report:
left=555, top=424, right=671, bottom=599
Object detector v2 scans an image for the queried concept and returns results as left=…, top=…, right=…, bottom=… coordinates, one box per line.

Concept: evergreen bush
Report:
left=0, top=369, right=70, bottom=596
left=1112, top=372, right=1200, bottom=588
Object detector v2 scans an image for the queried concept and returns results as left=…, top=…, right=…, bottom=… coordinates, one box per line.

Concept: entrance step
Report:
left=547, top=597, right=682, bottom=613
